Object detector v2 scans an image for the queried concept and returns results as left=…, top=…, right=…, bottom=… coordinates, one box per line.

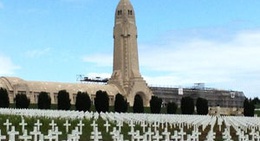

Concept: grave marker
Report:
left=3, top=119, right=12, bottom=131
left=8, top=126, right=19, bottom=141
left=19, top=129, right=32, bottom=141
left=63, top=120, right=71, bottom=133
left=19, top=118, right=27, bottom=132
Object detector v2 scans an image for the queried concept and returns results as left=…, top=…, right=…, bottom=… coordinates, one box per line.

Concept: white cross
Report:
left=171, top=130, right=181, bottom=141
left=45, top=130, right=56, bottom=141
left=8, top=126, right=19, bottom=141
left=162, top=127, right=171, bottom=141
left=90, top=127, right=102, bottom=141
left=144, top=127, right=154, bottom=141
left=39, top=134, right=44, bottom=141
left=191, top=127, right=201, bottom=141
left=70, top=127, right=81, bottom=140
left=4, top=119, right=12, bottom=131
left=30, top=126, right=42, bottom=141
left=141, top=121, right=147, bottom=133
left=178, top=127, right=186, bottom=141
left=255, top=132, right=260, bottom=141
left=110, top=127, right=120, bottom=140
left=63, top=120, right=71, bottom=133
left=91, top=120, right=98, bottom=130
left=170, top=123, right=173, bottom=129
left=34, top=119, right=42, bottom=131
left=133, top=130, right=143, bottom=141
left=19, top=129, right=32, bottom=141
left=189, top=133, right=199, bottom=141
left=104, top=120, right=111, bottom=132
left=116, top=121, right=123, bottom=132
left=152, top=122, right=160, bottom=131
left=249, top=129, right=257, bottom=140
left=49, top=120, right=57, bottom=131
left=129, top=120, right=135, bottom=132
left=0, top=130, right=6, bottom=141
left=19, top=118, right=27, bottom=132
left=52, top=126, right=62, bottom=141
left=153, top=130, right=163, bottom=141
left=161, top=122, right=164, bottom=129
left=128, top=127, right=136, bottom=141
left=77, top=120, right=85, bottom=134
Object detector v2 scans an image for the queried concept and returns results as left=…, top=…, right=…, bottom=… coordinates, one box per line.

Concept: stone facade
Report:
left=0, top=76, right=120, bottom=105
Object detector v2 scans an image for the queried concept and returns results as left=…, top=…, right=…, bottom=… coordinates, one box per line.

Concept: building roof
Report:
left=0, top=76, right=120, bottom=96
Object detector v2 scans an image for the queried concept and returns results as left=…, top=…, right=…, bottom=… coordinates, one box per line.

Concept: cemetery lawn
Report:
left=0, top=114, right=142, bottom=141
left=0, top=113, right=252, bottom=141
left=1, top=107, right=260, bottom=141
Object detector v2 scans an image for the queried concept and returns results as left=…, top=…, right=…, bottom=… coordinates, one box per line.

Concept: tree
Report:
left=167, top=102, right=178, bottom=114
left=0, top=88, right=9, bottom=108
left=114, top=93, right=128, bottom=113
left=57, top=90, right=71, bottom=110
left=94, top=90, right=109, bottom=113
left=15, top=94, right=30, bottom=108
left=181, top=96, right=194, bottom=114
left=75, top=91, right=91, bottom=112
left=150, top=96, right=162, bottom=113
left=244, top=98, right=255, bottom=117
left=38, top=92, right=51, bottom=109
left=196, top=97, right=209, bottom=115
left=252, top=97, right=260, bottom=105
left=133, top=94, right=144, bottom=113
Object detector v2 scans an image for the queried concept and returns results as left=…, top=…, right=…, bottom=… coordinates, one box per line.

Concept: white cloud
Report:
left=0, top=55, right=19, bottom=75
left=25, top=48, right=51, bottom=58
left=139, top=29, right=260, bottom=97
left=80, top=29, right=260, bottom=97
left=82, top=53, right=112, bottom=67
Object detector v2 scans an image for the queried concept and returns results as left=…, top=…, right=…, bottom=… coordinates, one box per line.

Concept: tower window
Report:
left=128, top=10, right=132, bottom=15
left=118, top=10, right=122, bottom=15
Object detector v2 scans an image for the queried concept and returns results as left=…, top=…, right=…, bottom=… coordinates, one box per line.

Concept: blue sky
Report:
left=0, top=0, right=260, bottom=98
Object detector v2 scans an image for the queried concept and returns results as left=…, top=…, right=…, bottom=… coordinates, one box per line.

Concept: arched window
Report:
left=118, top=10, right=122, bottom=15
left=128, top=10, right=132, bottom=15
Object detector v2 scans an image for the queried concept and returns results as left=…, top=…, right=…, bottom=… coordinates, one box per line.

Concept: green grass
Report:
left=0, top=114, right=233, bottom=141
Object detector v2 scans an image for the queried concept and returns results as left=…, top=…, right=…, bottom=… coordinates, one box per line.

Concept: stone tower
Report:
left=109, top=0, right=152, bottom=106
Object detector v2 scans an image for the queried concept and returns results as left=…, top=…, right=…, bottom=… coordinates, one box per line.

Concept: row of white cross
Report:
left=0, top=108, right=260, bottom=141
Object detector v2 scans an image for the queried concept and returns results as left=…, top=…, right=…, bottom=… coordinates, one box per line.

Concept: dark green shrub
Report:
left=133, top=94, right=144, bottom=113
left=196, top=97, right=209, bottom=115
left=94, top=90, right=109, bottom=113
left=38, top=92, right=51, bottom=109
left=167, top=102, right=178, bottom=114
left=57, top=90, right=71, bottom=110
left=181, top=96, right=194, bottom=114
left=114, top=93, right=128, bottom=113
left=0, top=88, right=9, bottom=108
left=150, top=96, right=162, bottom=113
left=75, top=91, right=91, bottom=112
left=15, top=94, right=30, bottom=108
left=244, top=98, right=255, bottom=117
